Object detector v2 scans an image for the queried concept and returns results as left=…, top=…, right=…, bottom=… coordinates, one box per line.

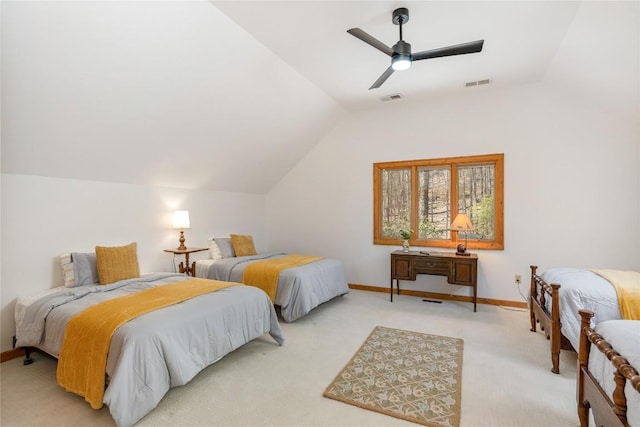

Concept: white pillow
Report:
left=59, top=252, right=100, bottom=287
left=208, top=238, right=223, bottom=260
left=59, top=253, right=75, bottom=287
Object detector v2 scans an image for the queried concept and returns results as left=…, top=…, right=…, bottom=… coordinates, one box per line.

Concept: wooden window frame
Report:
left=373, top=153, right=504, bottom=250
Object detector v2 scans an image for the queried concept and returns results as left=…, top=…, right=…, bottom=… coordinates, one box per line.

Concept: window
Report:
left=373, top=153, right=504, bottom=250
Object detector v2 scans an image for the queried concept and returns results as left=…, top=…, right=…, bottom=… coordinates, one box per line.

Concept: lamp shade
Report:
left=450, top=213, right=474, bottom=231
left=172, top=210, right=190, bottom=229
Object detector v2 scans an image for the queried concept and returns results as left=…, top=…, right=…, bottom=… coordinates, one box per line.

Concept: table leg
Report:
left=390, top=279, right=400, bottom=302
left=183, top=253, right=192, bottom=276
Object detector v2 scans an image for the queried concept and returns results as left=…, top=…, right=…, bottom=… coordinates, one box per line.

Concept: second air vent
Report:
left=465, top=79, right=492, bottom=88
left=380, top=93, right=404, bottom=102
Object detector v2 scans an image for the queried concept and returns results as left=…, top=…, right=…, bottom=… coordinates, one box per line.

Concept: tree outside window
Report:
left=374, top=153, right=504, bottom=250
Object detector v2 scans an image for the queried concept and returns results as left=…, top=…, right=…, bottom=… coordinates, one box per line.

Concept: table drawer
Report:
left=413, top=258, right=450, bottom=274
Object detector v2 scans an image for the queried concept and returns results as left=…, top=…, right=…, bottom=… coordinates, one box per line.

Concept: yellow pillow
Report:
left=95, top=242, right=140, bottom=285
left=230, top=234, right=257, bottom=257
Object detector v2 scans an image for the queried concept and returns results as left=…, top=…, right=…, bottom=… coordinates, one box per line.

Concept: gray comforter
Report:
left=199, top=252, right=349, bottom=322
left=15, top=273, right=284, bottom=427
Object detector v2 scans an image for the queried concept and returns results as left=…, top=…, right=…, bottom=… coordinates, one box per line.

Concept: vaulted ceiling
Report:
left=2, top=1, right=638, bottom=194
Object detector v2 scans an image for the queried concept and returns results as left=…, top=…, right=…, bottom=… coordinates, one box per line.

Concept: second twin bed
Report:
left=196, top=251, right=349, bottom=322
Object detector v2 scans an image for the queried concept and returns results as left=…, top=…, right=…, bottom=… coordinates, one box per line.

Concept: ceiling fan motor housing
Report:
left=392, top=8, right=409, bottom=25
left=392, top=40, right=411, bottom=56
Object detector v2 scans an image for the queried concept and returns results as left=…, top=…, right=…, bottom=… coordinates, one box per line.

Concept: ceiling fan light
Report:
left=391, top=55, right=411, bottom=71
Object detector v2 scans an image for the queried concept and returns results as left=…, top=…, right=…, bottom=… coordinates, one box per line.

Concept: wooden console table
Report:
left=390, top=250, right=478, bottom=311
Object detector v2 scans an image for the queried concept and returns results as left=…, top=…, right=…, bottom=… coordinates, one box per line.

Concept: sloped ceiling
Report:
left=2, top=1, right=638, bottom=194
left=544, top=1, right=639, bottom=123
left=1, top=1, right=344, bottom=193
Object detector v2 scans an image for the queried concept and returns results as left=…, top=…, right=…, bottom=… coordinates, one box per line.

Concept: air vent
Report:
left=465, top=78, right=492, bottom=88
left=380, top=93, right=404, bottom=102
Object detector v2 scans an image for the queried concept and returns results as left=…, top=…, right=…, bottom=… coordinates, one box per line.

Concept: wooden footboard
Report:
left=577, top=310, right=640, bottom=427
left=529, top=265, right=572, bottom=374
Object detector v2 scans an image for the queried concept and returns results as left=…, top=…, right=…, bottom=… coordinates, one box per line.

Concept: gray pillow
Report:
left=213, top=238, right=236, bottom=258
left=71, top=252, right=100, bottom=286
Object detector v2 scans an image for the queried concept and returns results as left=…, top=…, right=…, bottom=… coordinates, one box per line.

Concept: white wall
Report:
left=266, top=82, right=640, bottom=302
left=0, top=174, right=267, bottom=351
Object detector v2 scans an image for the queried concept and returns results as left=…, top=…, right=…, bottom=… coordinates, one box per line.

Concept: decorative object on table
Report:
left=324, top=326, right=464, bottom=427
left=450, top=213, right=474, bottom=256
left=399, top=228, right=413, bottom=252
left=172, top=210, right=190, bottom=250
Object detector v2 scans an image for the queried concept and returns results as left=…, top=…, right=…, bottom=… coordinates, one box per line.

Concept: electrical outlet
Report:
left=515, top=274, right=521, bottom=284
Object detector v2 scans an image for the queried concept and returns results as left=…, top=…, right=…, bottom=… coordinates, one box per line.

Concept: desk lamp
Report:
left=451, top=213, right=474, bottom=256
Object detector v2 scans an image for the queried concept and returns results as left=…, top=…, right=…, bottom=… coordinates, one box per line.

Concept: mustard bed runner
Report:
left=57, top=278, right=238, bottom=409
left=242, top=254, right=323, bottom=302
left=590, top=269, right=640, bottom=320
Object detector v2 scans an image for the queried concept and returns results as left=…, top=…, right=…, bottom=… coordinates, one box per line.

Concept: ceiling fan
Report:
left=347, top=8, right=484, bottom=90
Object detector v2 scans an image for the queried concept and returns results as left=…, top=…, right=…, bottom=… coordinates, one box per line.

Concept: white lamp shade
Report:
left=450, top=213, right=474, bottom=231
left=172, top=210, right=190, bottom=229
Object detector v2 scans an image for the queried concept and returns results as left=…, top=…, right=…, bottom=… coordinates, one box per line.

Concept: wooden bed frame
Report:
left=577, top=310, right=640, bottom=427
left=529, top=265, right=574, bottom=374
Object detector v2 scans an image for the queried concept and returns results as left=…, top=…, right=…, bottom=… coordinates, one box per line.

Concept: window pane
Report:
left=457, top=164, right=495, bottom=240
left=418, top=167, right=451, bottom=239
left=381, top=168, right=411, bottom=239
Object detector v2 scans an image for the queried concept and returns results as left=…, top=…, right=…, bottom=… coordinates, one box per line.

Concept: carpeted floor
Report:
left=1, top=289, right=581, bottom=426
left=324, top=326, right=463, bottom=427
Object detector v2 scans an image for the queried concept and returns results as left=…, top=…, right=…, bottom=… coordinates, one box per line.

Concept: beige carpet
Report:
left=324, top=326, right=463, bottom=427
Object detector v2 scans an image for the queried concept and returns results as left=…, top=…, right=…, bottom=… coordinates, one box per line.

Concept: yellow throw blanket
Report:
left=242, top=254, right=323, bottom=302
left=57, top=278, right=238, bottom=409
left=590, top=269, right=640, bottom=320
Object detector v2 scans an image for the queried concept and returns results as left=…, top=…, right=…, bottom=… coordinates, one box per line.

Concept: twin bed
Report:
left=577, top=310, right=639, bottom=427
left=15, top=273, right=284, bottom=427
left=195, top=251, right=349, bottom=322
left=529, top=266, right=625, bottom=374
left=529, top=265, right=640, bottom=426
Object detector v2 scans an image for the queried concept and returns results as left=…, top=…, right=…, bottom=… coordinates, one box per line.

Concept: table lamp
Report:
left=173, top=210, right=190, bottom=250
left=450, top=213, right=474, bottom=256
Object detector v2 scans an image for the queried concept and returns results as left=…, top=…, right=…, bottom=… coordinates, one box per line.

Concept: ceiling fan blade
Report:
left=369, top=66, right=395, bottom=90
left=347, top=28, right=394, bottom=57
left=412, top=40, right=484, bottom=61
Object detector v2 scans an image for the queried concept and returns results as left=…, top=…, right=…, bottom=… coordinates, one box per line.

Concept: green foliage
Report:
left=399, top=229, right=414, bottom=240
left=471, top=194, right=494, bottom=239
left=419, top=218, right=446, bottom=239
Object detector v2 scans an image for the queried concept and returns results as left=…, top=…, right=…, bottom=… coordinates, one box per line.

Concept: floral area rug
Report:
left=323, top=326, right=463, bottom=427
